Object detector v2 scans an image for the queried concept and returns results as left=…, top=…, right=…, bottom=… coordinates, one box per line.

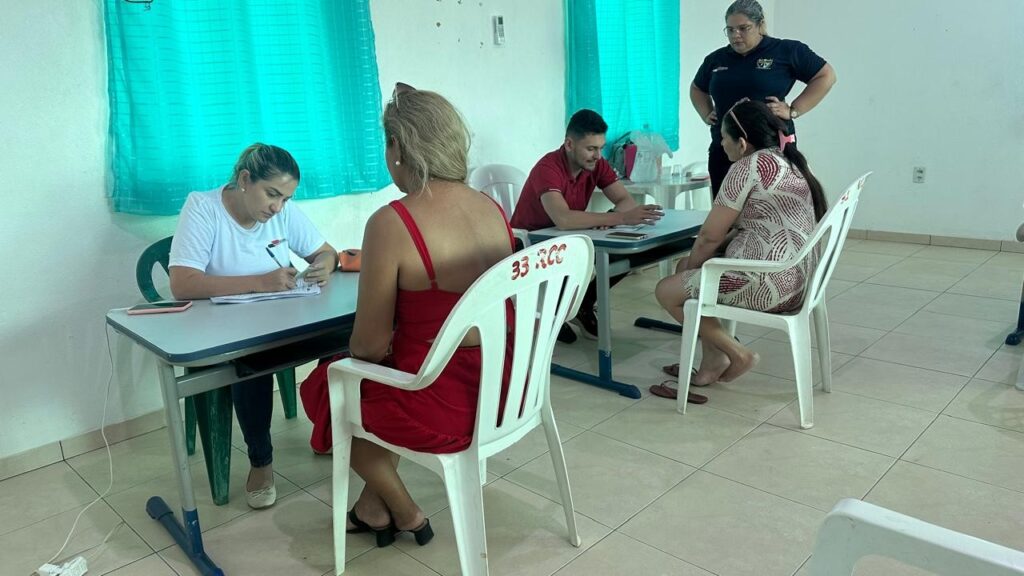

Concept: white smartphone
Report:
left=127, top=301, right=193, bottom=315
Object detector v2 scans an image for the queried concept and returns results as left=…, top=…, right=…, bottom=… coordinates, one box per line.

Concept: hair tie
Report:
left=778, top=130, right=796, bottom=152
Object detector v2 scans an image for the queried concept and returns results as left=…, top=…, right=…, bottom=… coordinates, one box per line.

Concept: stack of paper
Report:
left=211, top=280, right=321, bottom=304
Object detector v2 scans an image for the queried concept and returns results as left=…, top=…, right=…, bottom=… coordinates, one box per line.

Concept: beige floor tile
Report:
left=0, top=462, right=99, bottom=537
left=705, top=424, right=894, bottom=512
left=105, top=554, right=179, bottom=575
left=892, top=310, right=1011, bottom=348
left=944, top=379, right=1024, bottom=432
left=552, top=338, right=648, bottom=373
left=825, top=278, right=858, bottom=300
left=160, top=491, right=334, bottom=576
left=744, top=338, right=853, bottom=383
left=487, top=421, right=586, bottom=477
left=921, top=292, right=1019, bottom=323
left=0, top=500, right=152, bottom=576
left=395, top=479, right=610, bottom=576
left=865, top=258, right=979, bottom=292
left=548, top=375, right=639, bottom=429
left=909, top=245, right=997, bottom=264
left=824, top=299, right=921, bottom=331
left=554, top=532, right=714, bottom=576
left=66, top=428, right=203, bottom=496
left=833, top=262, right=891, bottom=282
left=844, top=240, right=927, bottom=257
left=688, top=371, right=799, bottom=423
left=866, top=461, right=1024, bottom=552
left=103, top=449, right=300, bottom=551
left=838, top=251, right=907, bottom=269
left=903, top=415, right=1024, bottom=493
left=948, top=265, right=1021, bottom=301
left=621, top=471, right=823, bottom=576
left=506, top=431, right=694, bottom=527
left=760, top=321, right=888, bottom=356
left=795, top=555, right=936, bottom=576
left=593, top=397, right=759, bottom=467
left=266, top=418, right=333, bottom=488
left=767, top=391, right=936, bottom=457
left=975, top=344, right=1022, bottom=384
left=830, top=357, right=968, bottom=413
left=985, top=251, right=1024, bottom=271
left=832, top=283, right=941, bottom=309
left=861, top=332, right=998, bottom=377
left=337, top=547, right=441, bottom=576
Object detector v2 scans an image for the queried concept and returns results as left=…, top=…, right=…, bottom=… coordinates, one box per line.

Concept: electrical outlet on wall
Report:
left=913, top=166, right=925, bottom=183
left=493, top=15, right=505, bottom=46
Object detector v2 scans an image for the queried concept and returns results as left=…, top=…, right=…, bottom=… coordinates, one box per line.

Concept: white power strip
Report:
left=38, top=556, right=88, bottom=576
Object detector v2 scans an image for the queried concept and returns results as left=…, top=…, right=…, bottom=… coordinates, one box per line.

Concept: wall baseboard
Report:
left=850, top=229, right=1015, bottom=251
left=0, top=408, right=166, bottom=481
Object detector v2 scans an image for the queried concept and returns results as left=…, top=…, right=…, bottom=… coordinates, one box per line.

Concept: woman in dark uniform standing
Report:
left=692, top=0, right=836, bottom=196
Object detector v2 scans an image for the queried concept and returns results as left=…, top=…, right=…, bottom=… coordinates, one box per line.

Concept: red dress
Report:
left=301, top=200, right=515, bottom=454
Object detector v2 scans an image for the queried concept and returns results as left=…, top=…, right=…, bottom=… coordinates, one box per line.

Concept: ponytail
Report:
left=722, top=100, right=828, bottom=221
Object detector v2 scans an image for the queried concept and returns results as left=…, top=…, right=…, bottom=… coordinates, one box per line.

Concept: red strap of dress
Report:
left=389, top=201, right=438, bottom=289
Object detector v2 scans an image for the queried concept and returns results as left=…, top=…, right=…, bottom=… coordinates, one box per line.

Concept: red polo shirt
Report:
left=509, top=148, right=618, bottom=231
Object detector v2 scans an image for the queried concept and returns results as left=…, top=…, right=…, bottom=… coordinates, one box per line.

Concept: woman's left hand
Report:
left=765, top=96, right=791, bottom=120
left=304, top=252, right=335, bottom=286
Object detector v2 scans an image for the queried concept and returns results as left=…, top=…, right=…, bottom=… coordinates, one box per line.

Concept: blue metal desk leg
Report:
left=550, top=250, right=641, bottom=399
left=148, top=361, right=224, bottom=576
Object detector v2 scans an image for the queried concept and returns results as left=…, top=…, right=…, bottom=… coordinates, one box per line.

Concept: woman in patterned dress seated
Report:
left=652, top=99, right=829, bottom=397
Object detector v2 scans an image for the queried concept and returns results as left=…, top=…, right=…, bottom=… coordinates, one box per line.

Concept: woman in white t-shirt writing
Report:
left=169, top=143, right=337, bottom=509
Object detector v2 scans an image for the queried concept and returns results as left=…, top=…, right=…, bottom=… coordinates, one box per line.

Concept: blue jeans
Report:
left=232, top=375, right=274, bottom=468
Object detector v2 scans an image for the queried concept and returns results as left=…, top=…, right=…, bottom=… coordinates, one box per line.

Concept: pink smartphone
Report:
left=127, top=301, right=193, bottom=315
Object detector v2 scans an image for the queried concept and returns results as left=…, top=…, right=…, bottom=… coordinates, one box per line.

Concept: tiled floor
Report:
left=2, top=240, right=1022, bottom=576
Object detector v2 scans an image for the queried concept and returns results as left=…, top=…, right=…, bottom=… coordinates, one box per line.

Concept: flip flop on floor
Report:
left=649, top=380, right=708, bottom=404
left=660, top=365, right=716, bottom=387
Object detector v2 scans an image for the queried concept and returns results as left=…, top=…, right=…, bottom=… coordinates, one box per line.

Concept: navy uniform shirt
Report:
left=694, top=36, right=827, bottom=145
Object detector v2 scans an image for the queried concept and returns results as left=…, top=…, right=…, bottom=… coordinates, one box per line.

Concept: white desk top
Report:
left=528, top=209, right=708, bottom=252
left=106, top=273, right=360, bottom=365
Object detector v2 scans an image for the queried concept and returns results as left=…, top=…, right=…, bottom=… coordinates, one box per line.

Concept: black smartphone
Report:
left=606, top=231, right=648, bottom=240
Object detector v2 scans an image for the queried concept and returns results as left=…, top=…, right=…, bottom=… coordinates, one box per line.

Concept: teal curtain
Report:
left=565, top=0, right=680, bottom=151
left=105, top=1, right=389, bottom=215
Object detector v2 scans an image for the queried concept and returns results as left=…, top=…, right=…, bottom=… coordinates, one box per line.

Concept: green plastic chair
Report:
left=136, top=236, right=298, bottom=505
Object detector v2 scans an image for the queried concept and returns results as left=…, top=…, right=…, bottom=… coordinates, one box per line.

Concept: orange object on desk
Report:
left=338, top=249, right=361, bottom=272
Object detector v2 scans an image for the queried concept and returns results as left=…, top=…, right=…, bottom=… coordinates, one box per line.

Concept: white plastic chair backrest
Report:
left=410, top=236, right=594, bottom=449
left=470, top=164, right=527, bottom=216
left=798, top=173, right=871, bottom=310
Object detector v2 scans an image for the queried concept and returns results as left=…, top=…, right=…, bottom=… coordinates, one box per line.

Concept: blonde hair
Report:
left=229, top=143, right=300, bottom=187
left=383, top=89, right=470, bottom=192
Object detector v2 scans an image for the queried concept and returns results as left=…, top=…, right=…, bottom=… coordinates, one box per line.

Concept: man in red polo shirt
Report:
left=511, top=109, right=663, bottom=343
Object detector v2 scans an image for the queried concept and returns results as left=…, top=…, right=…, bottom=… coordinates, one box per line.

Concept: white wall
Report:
left=0, top=0, right=563, bottom=459
left=676, top=0, right=776, bottom=168
left=773, top=0, right=1024, bottom=240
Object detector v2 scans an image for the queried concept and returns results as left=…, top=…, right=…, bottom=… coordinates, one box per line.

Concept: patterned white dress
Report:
left=680, top=147, right=819, bottom=313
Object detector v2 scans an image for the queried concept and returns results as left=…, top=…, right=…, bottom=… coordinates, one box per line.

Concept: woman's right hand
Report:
left=260, top=267, right=297, bottom=292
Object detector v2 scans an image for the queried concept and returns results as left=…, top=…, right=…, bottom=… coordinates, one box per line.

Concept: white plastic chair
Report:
left=809, top=499, right=1024, bottom=575
left=675, top=161, right=712, bottom=210
left=327, top=236, right=594, bottom=576
left=470, top=164, right=530, bottom=248
left=675, top=173, right=872, bottom=428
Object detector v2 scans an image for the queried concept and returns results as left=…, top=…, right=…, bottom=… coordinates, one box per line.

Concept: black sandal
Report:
left=347, top=509, right=396, bottom=548
left=397, top=518, right=434, bottom=546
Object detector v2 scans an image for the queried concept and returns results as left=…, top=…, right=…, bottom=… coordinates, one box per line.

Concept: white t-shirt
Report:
left=169, top=185, right=326, bottom=277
